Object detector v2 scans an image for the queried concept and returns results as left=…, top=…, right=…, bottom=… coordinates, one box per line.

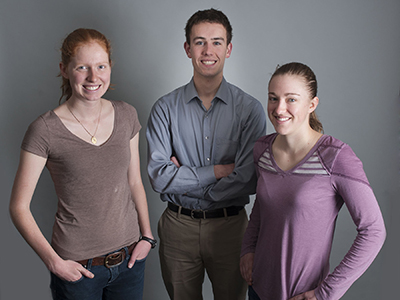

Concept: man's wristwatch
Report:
left=140, top=236, right=157, bottom=249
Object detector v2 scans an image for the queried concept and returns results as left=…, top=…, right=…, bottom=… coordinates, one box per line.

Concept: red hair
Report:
left=59, top=28, right=112, bottom=103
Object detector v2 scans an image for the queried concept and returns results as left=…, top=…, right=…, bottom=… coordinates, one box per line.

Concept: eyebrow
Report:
left=268, top=92, right=301, bottom=96
left=193, top=37, right=225, bottom=42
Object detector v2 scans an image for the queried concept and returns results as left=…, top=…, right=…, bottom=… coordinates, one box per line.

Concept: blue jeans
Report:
left=248, top=286, right=261, bottom=300
left=50, top=247, right=146, bottom=300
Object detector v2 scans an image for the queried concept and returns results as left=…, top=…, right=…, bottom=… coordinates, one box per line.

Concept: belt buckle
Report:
left=191, top=209, right=206, bottom=219
left=104, top=250, right=124, bottom=268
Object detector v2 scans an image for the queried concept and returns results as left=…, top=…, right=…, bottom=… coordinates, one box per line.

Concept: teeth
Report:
left=277, top=117, right=290, bottom=121
left=85, top=85, right=100, bottom=91
left=202, top=61, right=216, bottom=65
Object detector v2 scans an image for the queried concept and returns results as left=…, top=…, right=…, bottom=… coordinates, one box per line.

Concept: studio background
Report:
left=1, top=0, right=399, bottom=299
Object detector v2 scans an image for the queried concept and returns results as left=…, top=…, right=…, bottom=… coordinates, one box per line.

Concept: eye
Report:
left=288, top=98, right=296, bottom=102
left=268, top=96, right=278, bottom=102
left=98, top=65, right=106, bottom=70
left=195, top=41, right=204, bottom=46
left=213, top=41, right=221, bottom=46
left=77, top=66, right=87, bottom=70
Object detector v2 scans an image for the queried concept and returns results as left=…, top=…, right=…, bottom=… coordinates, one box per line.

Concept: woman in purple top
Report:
left=240, top=62, right=386, bottom=300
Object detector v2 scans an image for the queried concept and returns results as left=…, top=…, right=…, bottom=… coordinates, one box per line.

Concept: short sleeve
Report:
left=130, top=106, right=141, bottom=139
left=117, top=101, right=141, bottom=139
left=21, top=115, right=50, bottom=158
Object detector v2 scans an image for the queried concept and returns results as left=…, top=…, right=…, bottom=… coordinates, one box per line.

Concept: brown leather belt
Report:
left=77, top=242, right=137, bottom=268
left=168, top=202, right=244, bottom=219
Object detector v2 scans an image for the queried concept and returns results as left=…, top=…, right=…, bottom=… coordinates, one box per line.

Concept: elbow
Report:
left=9, top=199, right=19, bottom=221
left=9, top=194, right=32, bottom=226
left=362, top=220, right=387, bottom=250
left=151, top=183, right=165, bottom=194
left=379, top=224, right=387, bottom=247
left=9, top=201, right=24, bottom=227
left=375, top=216, right=387, bottom=248
left=148, top=175, right=169, bottom=194
left=148, top=177, right=161, bottom=193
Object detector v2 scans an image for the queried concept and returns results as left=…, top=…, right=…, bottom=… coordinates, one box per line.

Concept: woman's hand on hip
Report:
left=240, top=252, right=254, bottom=286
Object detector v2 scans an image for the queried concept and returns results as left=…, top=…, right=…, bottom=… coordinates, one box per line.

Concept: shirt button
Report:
left=206, top=157, right=210, bottom=161
left=205, top=136, right=209, bottom=140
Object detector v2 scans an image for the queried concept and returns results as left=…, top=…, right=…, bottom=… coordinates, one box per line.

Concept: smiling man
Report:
left=146, top=8, right=266, bottom=300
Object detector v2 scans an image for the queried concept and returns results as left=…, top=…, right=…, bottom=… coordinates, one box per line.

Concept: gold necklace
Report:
left=67, top=102, right=102, bottom=144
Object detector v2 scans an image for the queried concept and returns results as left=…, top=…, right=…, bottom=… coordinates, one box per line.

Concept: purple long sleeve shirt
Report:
left=241, top=134, right=386, bottom=300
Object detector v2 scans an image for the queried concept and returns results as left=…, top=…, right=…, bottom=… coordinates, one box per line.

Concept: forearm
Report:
left=147, top=101, right=219, bottom=195
left=10, top=203, right=95, bottom=280
left=130, top=181, right=153, bottom=238
left=316, top=164, right=386, bottom=299
left=316, top=221, right=386, bottom=299
left=10, top=202, right=61, bottom=271
left=187, top=105, right=266, bottom=202
left=9, top=150, right=62, bottom=271
left=128, top=183, right=154, bottom=268
left=148, top=155, right=216, bottom=195
left=187, top=161, right=257, bottom=201
left=127, top=134, right=154, bottom=238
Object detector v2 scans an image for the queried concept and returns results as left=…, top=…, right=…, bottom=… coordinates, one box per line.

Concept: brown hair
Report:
left=270, top=62, right=324, bottom=133
left=185, top=8, right=233, bottom=45
left=59, top=28, right=112, bottom=103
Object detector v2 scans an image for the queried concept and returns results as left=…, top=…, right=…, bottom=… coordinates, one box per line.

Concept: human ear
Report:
left=184, top=42, right=192, bottom=59
left=226, top=43, right=232, bottom=58
left=59, top=62, right=69, bottom=79
left=309, top=96, right=319, bottom=113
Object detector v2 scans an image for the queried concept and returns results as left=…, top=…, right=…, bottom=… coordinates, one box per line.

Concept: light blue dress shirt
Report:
left=146, top=78, right=266, bottom=210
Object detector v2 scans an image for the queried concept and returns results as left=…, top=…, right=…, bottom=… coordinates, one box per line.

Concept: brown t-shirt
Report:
left=22, top=100, right=141, bottom=260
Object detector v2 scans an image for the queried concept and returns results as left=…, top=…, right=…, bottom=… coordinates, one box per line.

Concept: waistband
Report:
left=77, top=242, right=137, bottom=268
left=168, top=202, right=244, bottom=219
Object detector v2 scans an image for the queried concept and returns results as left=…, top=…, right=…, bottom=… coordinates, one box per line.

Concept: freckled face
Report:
left=184, top=22, right=232, bottom=81
left=60, top=42, right=111, bottom=102
left=268, top=74, right=318, bottom=136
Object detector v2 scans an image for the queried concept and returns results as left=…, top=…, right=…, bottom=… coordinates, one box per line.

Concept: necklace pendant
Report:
left=91, top=136, right=97, bottom=144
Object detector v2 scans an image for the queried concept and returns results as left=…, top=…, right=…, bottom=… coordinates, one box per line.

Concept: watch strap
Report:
left=140, top=236, right=157, bottom=249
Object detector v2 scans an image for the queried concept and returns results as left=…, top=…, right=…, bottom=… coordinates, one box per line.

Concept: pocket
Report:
left=135, top=257, right=147, bottom=263
left=51, top=272, right=85, bottom=285
left=66, top=275, right=85, bottom=284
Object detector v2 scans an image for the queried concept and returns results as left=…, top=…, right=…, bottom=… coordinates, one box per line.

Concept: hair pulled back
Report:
left=59, top=28, right=112, bottom=103
left=270, top=62, right=323, bottom=133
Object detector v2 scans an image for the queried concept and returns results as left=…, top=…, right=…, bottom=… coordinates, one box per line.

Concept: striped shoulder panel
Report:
left=258, top=149, right=277, bottom=172
left=257, top=150, right=329, bottom=175
left=293, top=152, right=328, bottom=175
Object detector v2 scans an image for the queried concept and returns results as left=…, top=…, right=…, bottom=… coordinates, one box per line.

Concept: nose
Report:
left=202, top=43, right=212, bottom=55
left=274, top=99, right=287, bottom=114
left=87, top=68, right=98, bottom=82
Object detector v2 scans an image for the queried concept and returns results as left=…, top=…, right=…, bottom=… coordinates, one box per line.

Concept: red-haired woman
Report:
left=9, top=28, right=155, bottom=300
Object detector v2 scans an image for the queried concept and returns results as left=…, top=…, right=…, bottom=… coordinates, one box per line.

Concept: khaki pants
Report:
left=158, top=206, right=248, bottom=300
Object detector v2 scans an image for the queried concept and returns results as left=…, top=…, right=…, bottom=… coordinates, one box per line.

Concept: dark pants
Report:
left=248, top=286, right=261, bottom=300
left=158, top=207, right=248, bottom=300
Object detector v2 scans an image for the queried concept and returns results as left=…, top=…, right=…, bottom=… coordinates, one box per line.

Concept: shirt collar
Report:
left=184, top=77, right=230, bottom=105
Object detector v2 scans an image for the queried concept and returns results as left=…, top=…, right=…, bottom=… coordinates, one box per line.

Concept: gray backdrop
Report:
left=1, top=0, right=399, bottom=299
